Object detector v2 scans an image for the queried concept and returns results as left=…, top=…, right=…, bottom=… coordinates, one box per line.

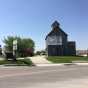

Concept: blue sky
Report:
left=0, top=0, right=88, bottom=51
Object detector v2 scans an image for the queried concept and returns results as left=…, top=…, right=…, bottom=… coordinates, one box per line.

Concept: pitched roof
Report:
left=45, top=21, right=68, bottom=40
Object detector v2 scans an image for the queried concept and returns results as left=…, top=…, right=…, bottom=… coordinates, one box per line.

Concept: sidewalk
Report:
left=35, top=63, right=88, bottom=66
left=29, top=55, right=51, bottom=64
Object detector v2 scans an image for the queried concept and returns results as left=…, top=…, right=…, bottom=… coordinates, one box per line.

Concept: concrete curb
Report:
left=36, top=64, right=64, bottom=67
left=36, top=63, right=88, bottom=67
left=0, top=63, right=88, bottom=67
left=75, top=63, right=88, bottom=65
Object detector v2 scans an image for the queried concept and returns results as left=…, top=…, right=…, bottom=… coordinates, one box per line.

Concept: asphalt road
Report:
left=0, top=65, right=88, bottom=88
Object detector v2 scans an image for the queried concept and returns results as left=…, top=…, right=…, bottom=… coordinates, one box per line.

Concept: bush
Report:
left=17, top=58, right=33, bottom=66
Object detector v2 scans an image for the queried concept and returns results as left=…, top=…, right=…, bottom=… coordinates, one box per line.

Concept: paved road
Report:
left=0, top=65, right=88, bottom=88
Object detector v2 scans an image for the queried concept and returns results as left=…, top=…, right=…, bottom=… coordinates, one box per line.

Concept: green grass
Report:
left=47, top=56, right=88, bottom=63
left=0, top=58, right=34, bottom=66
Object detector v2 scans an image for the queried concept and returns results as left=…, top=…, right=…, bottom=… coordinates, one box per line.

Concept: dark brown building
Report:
left=45, top=21, right=76, bottom=56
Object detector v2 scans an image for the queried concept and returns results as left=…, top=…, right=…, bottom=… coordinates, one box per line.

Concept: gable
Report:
left=45, top=27, right=67, bottom=40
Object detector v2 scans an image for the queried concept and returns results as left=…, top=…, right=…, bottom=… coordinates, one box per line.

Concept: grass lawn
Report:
left=47, top=56, right=88, bottom=63
left=0, top=58, right=34, bottom=66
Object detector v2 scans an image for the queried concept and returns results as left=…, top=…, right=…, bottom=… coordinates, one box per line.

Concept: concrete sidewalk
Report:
left=33, top=63, right=88, bottom=66
left=29, top=56, right=51, bottom=64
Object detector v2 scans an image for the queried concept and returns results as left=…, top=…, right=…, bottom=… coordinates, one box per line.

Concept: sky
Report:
left=0, top=0, right=88, bottom=51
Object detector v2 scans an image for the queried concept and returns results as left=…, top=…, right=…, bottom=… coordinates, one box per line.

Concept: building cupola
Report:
left=51, top=21, right=60, bottom=29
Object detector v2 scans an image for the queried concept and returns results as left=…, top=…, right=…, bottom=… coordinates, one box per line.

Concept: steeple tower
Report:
left=51, top=21, right=60, bottom=29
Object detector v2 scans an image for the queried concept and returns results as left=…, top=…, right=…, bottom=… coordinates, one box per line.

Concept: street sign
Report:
left=13, top=40, right=17, bottom=50
left=13, top=40, right=17, bottom=45
left=13, top=45, right=17, bottom=50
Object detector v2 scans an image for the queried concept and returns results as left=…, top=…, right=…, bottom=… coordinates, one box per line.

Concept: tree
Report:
left=3, top=36, right=35, bottom=57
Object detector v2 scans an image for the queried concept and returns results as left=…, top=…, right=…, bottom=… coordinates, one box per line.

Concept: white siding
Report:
left=46, top=36, right=62, bottom=46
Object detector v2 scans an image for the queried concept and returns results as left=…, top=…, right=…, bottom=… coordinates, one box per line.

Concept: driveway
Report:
left=29, top=55, right=51, bottom=65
